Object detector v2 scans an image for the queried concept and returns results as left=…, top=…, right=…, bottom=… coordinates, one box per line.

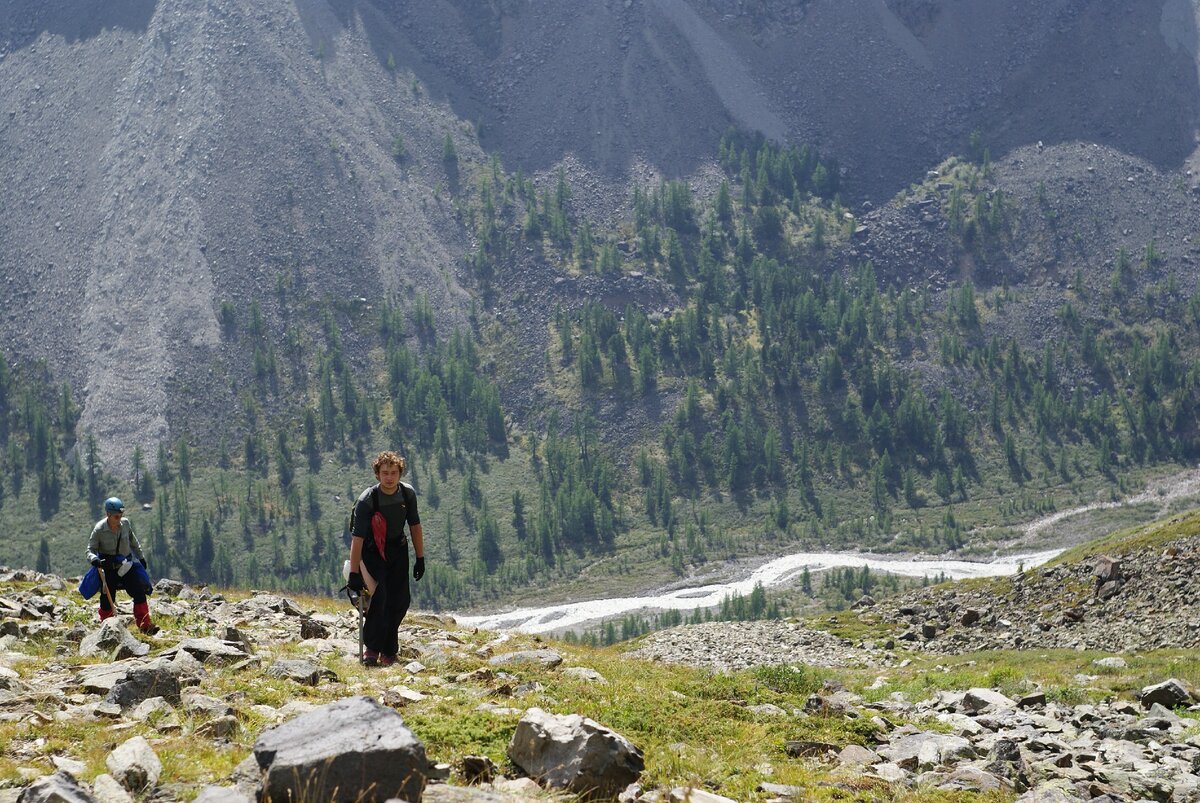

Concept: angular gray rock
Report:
left=1140, top=678, right=1193, bottom=709
left=76, top=662, right=133, bottom=695
left=174, top=638, right=251, bottom=665
left=1093, top=555, right=1121, bottom=586
left=507, top=707, right=643, bottom=799
left=182, top=692, right=235, bottom=719
left=193, top=786, right=254, bottom=803
left=195, top=714, right=239, bottom=738
left=237, top=593, right=305, bottom=616
left=106, top=664, right=182, bottom=709
left=79, top=620, right=149, bottom=660
left=153, top=579, right=184, bottom=596
left=877, top=731, right=977, bottom=770
left=488, top=649, right=563, bottom=669
left=91, top=774, right=133, bottom=803
left=937, top=765, right=1009, bottom=792
left=562, top=666, right=608, bottom=684
left=253, top=696, right=427, bottom=803
left=837, top=745, right=880, bottom=766
left=756, top=782, right=803, bottom=799
left=265, top=658, right=337, bottom=686
left=129, top=697, right=173, bottom=721
left=960, top=688, right=1016, bottom=714
left=1014, top=783, right=1085, bottom=802
left=299, top=618, right=330, bottom=640
left=15, top=771, right=98, bottom=803
left=106, top=735, right=163, bottom=792
left=420, top=788, right=513, bottom=802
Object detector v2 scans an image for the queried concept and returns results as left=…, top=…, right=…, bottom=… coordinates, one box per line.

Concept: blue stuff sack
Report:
left=78, top=566, right=101, bottom=599
left=131, top=561, right=153, bottom=596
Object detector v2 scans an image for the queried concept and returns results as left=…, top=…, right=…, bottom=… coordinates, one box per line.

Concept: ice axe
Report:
left=96, top=563, right=116, bottom=613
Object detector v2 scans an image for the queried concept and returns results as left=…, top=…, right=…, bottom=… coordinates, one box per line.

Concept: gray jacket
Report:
left=86, top=517, right=145, bottom=565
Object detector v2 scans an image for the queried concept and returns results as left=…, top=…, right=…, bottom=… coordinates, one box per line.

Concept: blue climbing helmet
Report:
left=104, top=497, right=125, bottom=515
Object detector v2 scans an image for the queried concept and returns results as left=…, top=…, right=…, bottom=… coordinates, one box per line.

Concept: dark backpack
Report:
left=347, top=485, right=409, bottom=556
left=347, top=486, right=381, bottom=543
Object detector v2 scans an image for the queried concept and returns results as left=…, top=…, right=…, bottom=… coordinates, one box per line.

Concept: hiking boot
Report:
left=379, top=654, right=396, bottom=667
left=362, top=649, right=379, bottom=667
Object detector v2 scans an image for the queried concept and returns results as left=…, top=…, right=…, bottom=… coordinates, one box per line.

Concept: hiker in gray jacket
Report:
left=87, top=496, right=156, bottom=633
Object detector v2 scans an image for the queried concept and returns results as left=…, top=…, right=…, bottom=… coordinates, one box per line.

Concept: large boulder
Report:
left=507, top=707, right=643, bottom=799
left=253, top=696, right=427, bottom=803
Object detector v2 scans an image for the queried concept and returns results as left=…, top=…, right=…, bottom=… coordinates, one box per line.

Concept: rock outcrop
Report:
left=252, top=696, right=428, bottom=803
left=876, top=537, right=1200, bottom=653
left=508, top=707, right=644, bottom=799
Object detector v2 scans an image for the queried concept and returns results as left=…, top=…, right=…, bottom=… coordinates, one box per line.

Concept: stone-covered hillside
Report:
left=862, top=512, right=1200, bottom=655
left=8, top=563, right=1200, bottom=801
left=2, top=0, right=1200, bottom=467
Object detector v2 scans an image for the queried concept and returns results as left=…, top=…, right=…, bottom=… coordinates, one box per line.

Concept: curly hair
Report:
left=372, top=450, right=407, bottom=477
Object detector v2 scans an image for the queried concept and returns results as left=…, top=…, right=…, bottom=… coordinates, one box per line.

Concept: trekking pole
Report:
left=356, top=593, right=366, bottom=665
left=97, top=564, right=117, bottom=614
left=341, top=584, right=368, bottom=665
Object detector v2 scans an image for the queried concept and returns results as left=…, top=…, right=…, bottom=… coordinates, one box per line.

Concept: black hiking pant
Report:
left=362, top=550, right=411, bottom=657
left=98, top=559, right=148, bottom=611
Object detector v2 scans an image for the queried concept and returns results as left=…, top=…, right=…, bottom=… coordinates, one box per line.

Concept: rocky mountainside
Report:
left=7, top=563, right=1200, bottom=801
left=3, top=0, right=1200, bottom=468
left=850, top=510, right=1200, bottom=657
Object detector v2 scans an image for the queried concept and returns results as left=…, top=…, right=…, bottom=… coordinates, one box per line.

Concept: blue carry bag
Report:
left=130, top=561, right=153, bottom=595
left=78, top=566, right=101, bottom=600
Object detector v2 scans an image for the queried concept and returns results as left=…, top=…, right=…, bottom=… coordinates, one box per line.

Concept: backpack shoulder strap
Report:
left=370, top=484, right=381, bottom=514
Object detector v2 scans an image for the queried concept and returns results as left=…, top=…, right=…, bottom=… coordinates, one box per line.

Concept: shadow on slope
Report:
left=0, top=0, right=156, bottom=51
left=984, top=0, right=1200, bottom=174
left=292, top=0, right=732, bottom=179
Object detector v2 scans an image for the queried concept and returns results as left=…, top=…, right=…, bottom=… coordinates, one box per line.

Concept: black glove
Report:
left=139, top=559, right=148, bottom=572
left=413, top=557, right=425, bottom=581
left=348, top=572, right=365, bottom=592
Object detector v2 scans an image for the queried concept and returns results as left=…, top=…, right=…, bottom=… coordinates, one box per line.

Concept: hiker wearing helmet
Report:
left=347, top=451, right=425, bottom=666
left=86, top=497, right=156, bottom=633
